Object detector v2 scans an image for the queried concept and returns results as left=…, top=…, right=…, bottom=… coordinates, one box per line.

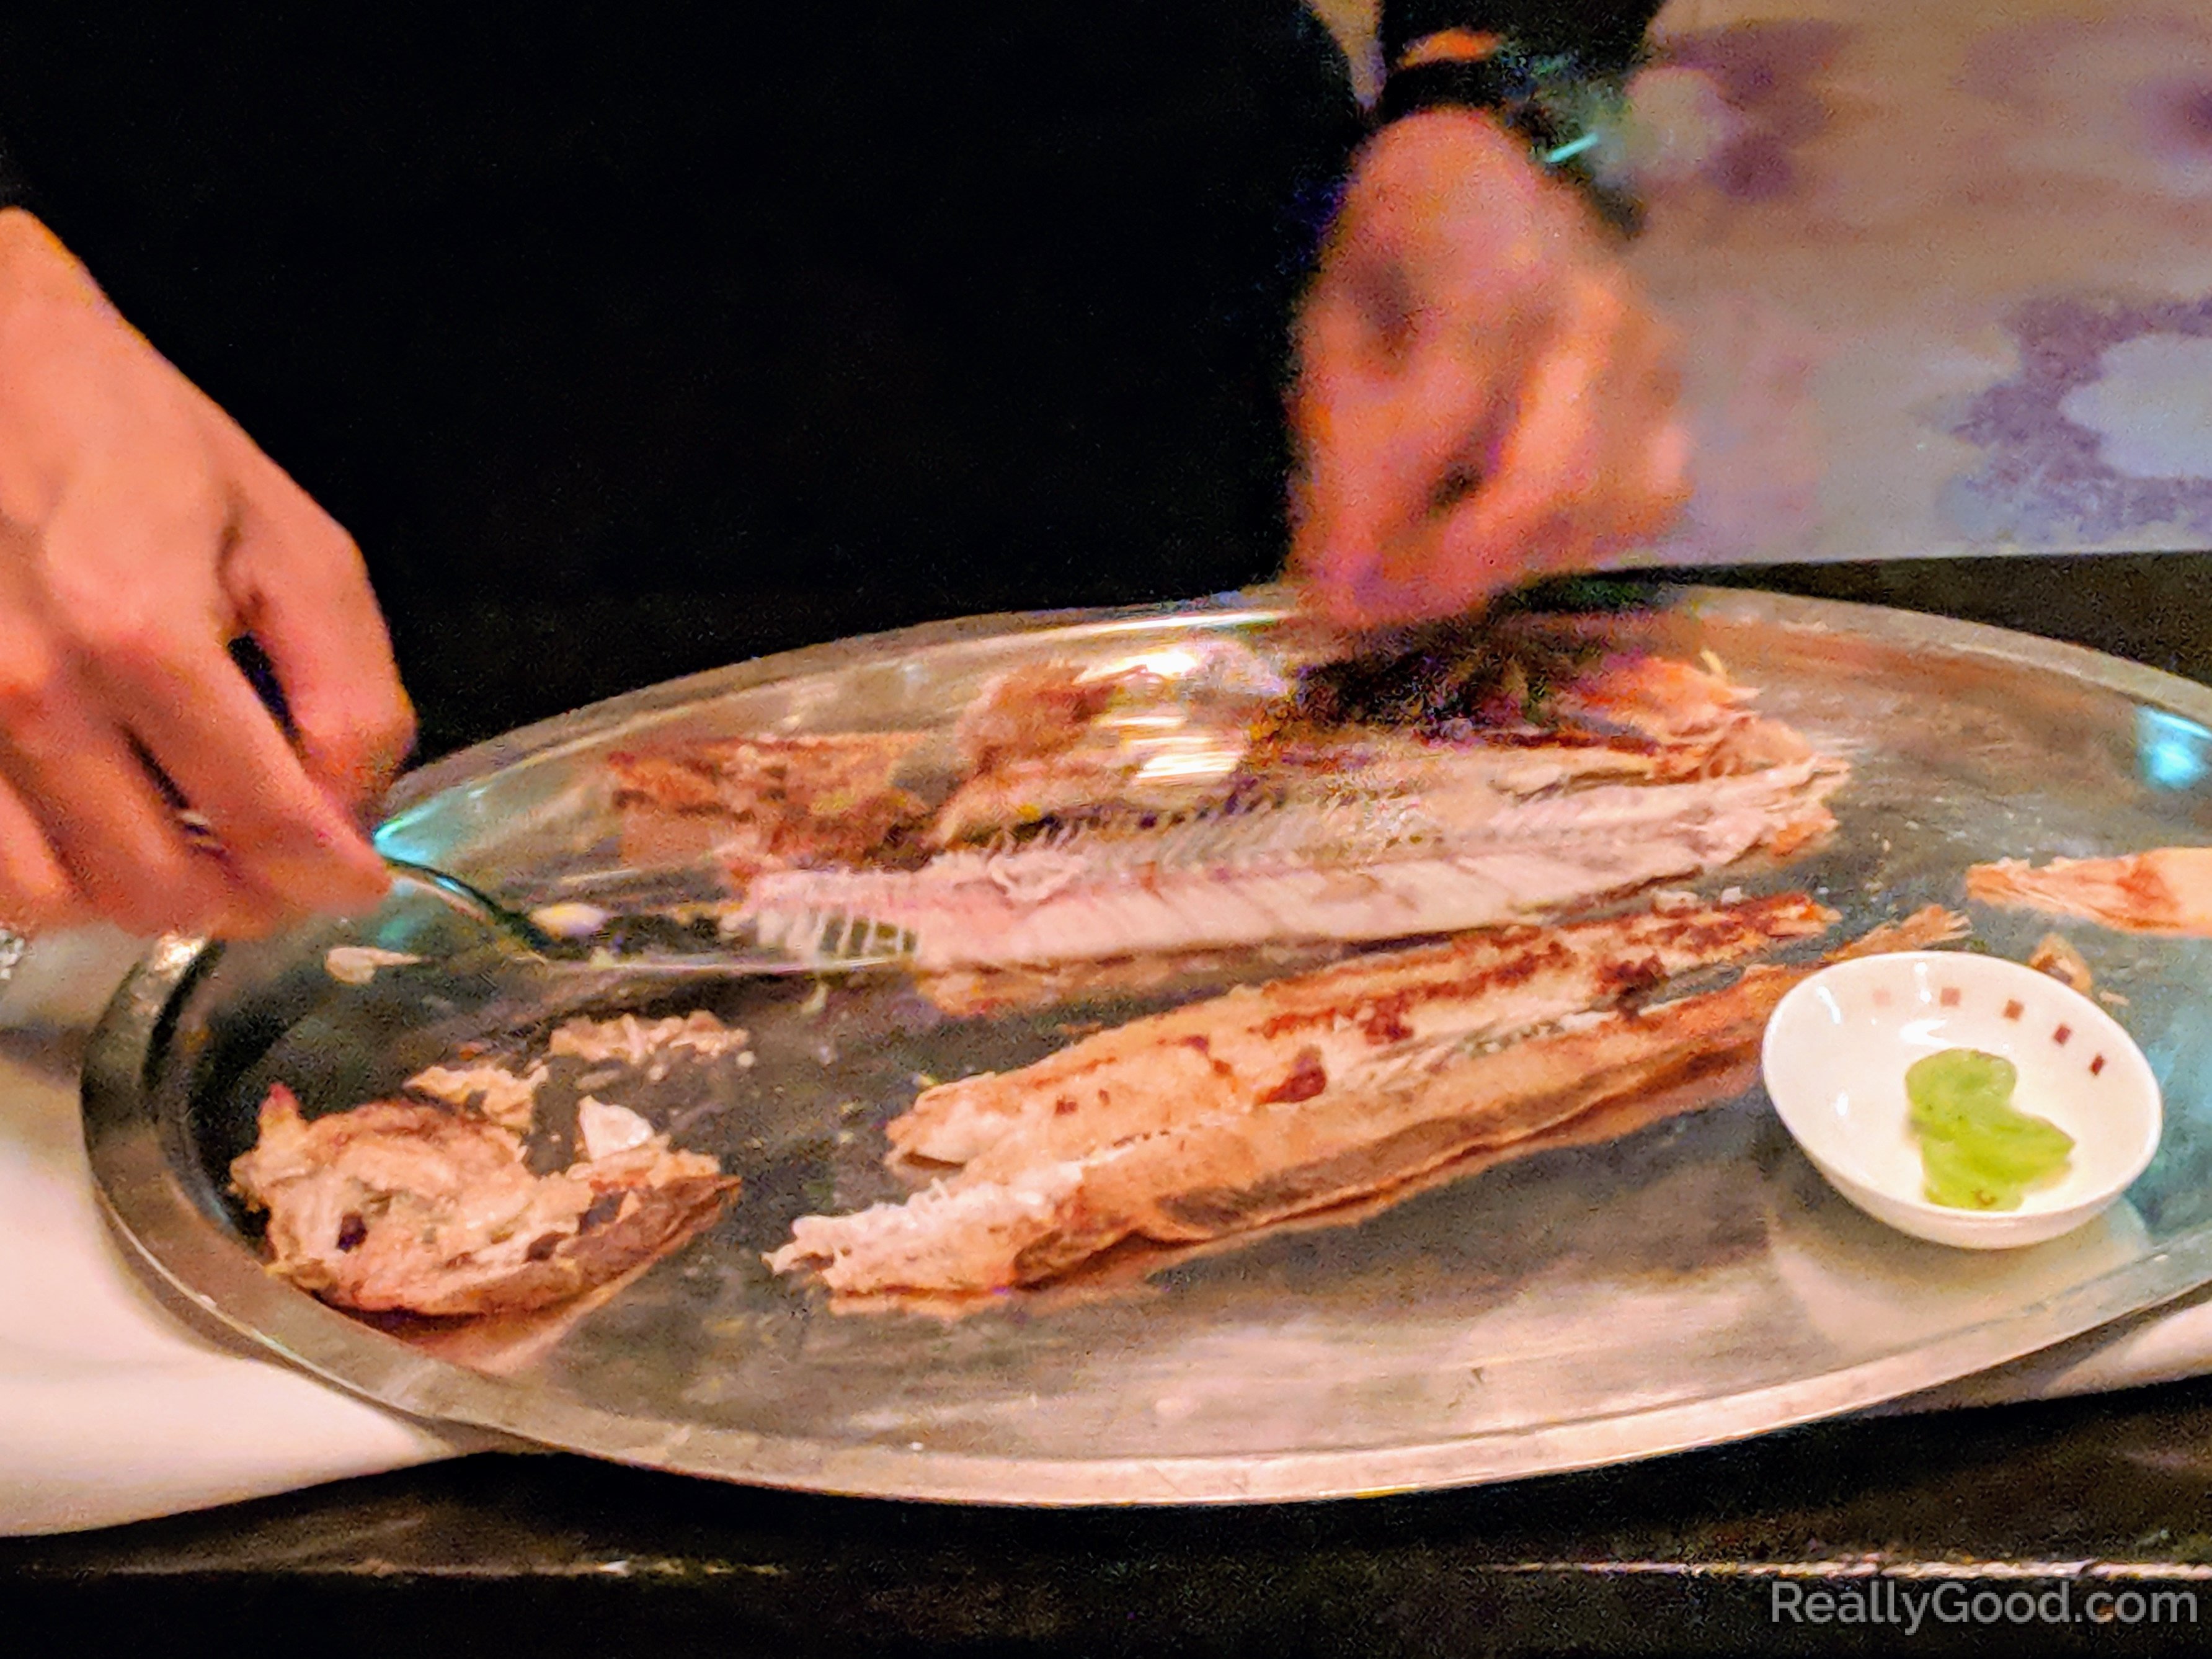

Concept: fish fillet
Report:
left=768, top=904, right=1965, bottom=1297
left=1968, top=848, right=2212, bottom=935
left=931, top=645, right=1286, bottom=845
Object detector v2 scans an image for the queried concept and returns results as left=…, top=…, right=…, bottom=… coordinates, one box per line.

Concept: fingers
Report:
left=1301, top=262, right=1690, bottom=629
left=0, top=747, right=86, bottom=935
left=0, top=602, right=241, bottom=935
left=86, top=614, right=393, bottom=922
left=215, top=424, right=415, bottom=818
left=25, top=436, right=398, bottom=931
left=1289, top=115, right=1693, bottom=629
left=1434, top=274, right=1687, bottom=594
left=0, top=215, right=409, bottom=937
left=1290, top=280, right=1515, bottom=628
left=98, top=515, right=396, bottom=920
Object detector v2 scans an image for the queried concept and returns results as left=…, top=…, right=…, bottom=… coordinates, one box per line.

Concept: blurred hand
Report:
left=0, top=208, right=411, bottom=936
left=1290, top=112, right=1690, bottom=628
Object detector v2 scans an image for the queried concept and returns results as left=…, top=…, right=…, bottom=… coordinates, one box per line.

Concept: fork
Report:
left=386, top=858, right=916, bottom=982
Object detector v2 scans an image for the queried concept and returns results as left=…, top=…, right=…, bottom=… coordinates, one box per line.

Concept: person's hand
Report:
left=0, top=208, right=411, bottom=936
left=1290, top=112, right=1690, bottom=628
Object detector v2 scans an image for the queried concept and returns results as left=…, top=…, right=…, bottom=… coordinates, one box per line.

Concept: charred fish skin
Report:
left=768, top=970, right=1813, bottom=1299
left=768, top=904, right=1961, bottom=1302
left=886, top=891, right=1837, bottom=1170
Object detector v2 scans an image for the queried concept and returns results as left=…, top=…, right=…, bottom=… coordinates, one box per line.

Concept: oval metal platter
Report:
left=80, top=587, right=2212, bottom=1505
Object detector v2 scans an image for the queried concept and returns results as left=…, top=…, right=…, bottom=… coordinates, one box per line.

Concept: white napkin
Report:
left=0, top=931, right=468, bottom=1537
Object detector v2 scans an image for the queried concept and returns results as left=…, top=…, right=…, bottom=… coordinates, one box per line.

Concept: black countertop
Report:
left=11, top=554, right=2212, bottom=1658
left=8, top=1369, right=2212, bottom=1655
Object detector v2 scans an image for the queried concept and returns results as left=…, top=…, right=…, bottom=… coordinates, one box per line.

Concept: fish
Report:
left=912, top=942, right=1352, bottom=1021
left=597, top=646, right=1840, bottom=986
left=740, top=648, right=1844, bottom=969
left=1968, top=848, right=2212, bottom=935
left=766, top=903, right=1965, bottom=1299
left=231, top=1083, right=737, bottom=1317
left=595, top=646, right=1842, bottom=977
left=928, top=644, right=1290, bottom=847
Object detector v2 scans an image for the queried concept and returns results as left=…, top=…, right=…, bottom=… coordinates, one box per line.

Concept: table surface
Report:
left=12, top=554, right=2212, bottom=1658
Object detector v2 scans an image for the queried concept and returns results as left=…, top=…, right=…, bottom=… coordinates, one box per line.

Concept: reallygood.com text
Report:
left=1774, top=1580, right=2196, bottom=1634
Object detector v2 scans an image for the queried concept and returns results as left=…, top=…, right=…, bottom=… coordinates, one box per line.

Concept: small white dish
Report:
left=1761, top=951, right=2161, bottom=1249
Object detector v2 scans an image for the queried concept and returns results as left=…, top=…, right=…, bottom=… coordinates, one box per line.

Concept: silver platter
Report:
left=80, top=587, right=2212, bottom=1505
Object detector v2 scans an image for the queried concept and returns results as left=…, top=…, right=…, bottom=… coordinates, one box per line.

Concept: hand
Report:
left=1290, top=112, right=1690, bottom=628
left=0, top=209, right=412, bottom=936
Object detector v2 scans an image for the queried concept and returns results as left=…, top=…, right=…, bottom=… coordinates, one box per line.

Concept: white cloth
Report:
left=0, top=931, right=468, bottom=1536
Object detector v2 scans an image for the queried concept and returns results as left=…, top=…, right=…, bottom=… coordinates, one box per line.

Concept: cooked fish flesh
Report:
left=593, top=647, right=1841, bottom=978
left=931, top=645, right=1289, bottom=846
left=404, top=1060, right=548, bottom=1133
left=1968, top=848, right=2212, bottom=935
left=548, top=1010, right=750, bottom=1065
left=232, top=1083, right=737, bottom=1317
left=767, top=904, right=1963, bottom=1298
left=913, top=943, right=1351, bottom=1021
left=607, top=731, right=930, bottom=880
left=742, top=648, right=1844, bottom=970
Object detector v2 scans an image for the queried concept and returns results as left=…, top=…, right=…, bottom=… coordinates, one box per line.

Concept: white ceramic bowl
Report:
left=1761, top=951, right=2162, bottom=1248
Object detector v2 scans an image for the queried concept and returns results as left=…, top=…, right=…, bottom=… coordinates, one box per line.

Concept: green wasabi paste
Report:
left=1905, top=1048, right=2074, bottom=1211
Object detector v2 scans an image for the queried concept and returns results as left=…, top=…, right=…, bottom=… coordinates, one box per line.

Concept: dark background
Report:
left=0, top=3, right=1356, bottom=755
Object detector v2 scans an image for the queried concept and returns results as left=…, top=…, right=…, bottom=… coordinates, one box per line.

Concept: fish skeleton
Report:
left=742, top=757, right=1844, bottom=970
left=600, top=648, right=1843, bottom=972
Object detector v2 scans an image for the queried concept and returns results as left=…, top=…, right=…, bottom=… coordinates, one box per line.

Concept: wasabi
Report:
left=1905, top=1048, right=2073, bottom=1211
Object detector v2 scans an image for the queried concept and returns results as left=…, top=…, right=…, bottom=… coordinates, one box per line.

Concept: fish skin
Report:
left=770, top=964, right=1808, bottom=1296
left=232, top=1083, right=737, bottom=1317
left=889, top=891, right=1837, bottom=1170
left=769, top=906, right=1964, bottom=1299
left=744, top=757, right=1844, bottom=971
left=1006, top=967, right=1807, bottom=1283
left=913, top=943, right=1351, bottom=1021
left=928, top=718, right=1789, bottom=852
